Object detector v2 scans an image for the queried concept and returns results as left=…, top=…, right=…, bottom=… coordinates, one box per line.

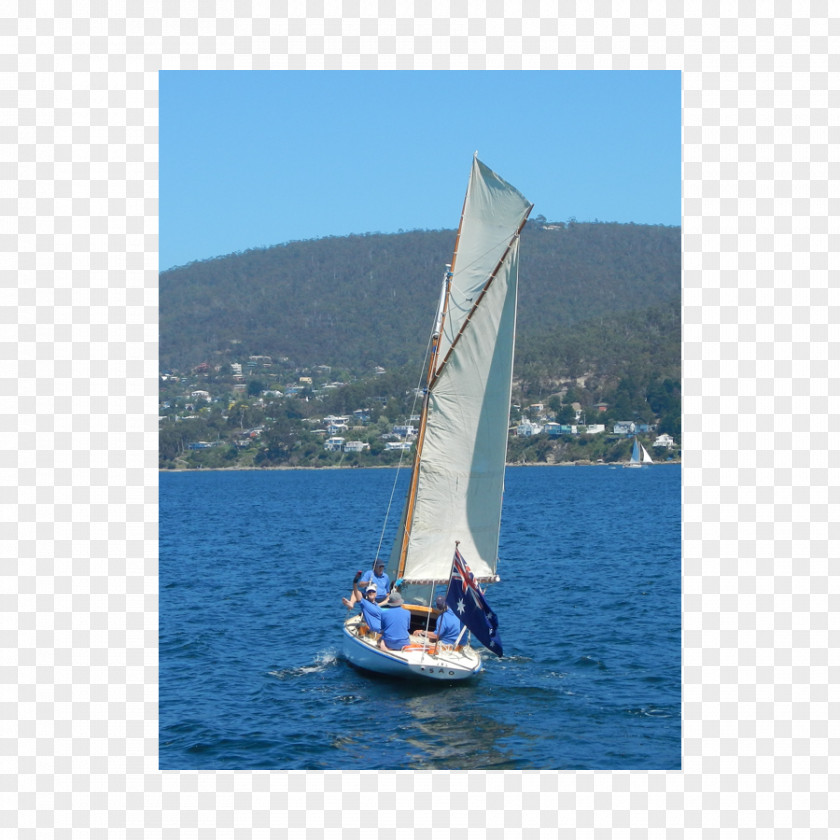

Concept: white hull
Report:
left=342, top=615, right=483, bottom=681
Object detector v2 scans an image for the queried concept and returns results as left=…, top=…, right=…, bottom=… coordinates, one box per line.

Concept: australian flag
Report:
left=445, top=547, right=503, bottom=657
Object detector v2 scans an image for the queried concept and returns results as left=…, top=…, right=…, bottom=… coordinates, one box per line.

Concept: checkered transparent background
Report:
left=3, top=2, right=837, bottom=836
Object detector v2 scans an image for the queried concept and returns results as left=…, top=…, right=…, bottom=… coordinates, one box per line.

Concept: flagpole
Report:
left=451, top=541, right=468, bottom=647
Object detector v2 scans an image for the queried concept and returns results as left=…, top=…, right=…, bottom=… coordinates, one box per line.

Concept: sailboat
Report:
left=342, top=156, right=533, bottom=680
left=625, top=435, right=653, bottom=468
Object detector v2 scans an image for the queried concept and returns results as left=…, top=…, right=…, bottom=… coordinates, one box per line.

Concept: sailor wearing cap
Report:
left=412, top=595, right=463, bottom=645
left=358, top=560, right=391, bottom=604
left=356, top=583, right=384, bottom=633
left=342, top=560, right=391, bottom=608
left=379, top=591, right=411, bottom=652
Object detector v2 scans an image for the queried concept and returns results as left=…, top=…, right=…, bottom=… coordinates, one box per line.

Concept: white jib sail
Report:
left=395, top=158, right=532, bottom=583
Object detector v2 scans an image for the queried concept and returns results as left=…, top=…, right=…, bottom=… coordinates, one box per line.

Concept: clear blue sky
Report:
left=160, top=71, right=680, bottom=271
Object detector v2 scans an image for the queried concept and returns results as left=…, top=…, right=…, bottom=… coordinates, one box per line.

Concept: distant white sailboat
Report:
left=342, top=156, right=533, bottom=680
left=626, top=435, right=653, bottom=468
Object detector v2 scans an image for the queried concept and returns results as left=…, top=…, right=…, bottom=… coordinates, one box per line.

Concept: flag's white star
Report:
left=456, top=598, right=466, bottom=615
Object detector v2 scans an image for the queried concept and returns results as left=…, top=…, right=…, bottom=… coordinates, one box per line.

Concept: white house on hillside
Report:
left=516, top=420, right=543, bottom=437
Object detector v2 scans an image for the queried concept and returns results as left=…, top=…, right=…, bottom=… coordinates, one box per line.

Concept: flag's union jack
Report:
left=445, top=547, right=503, bottom=657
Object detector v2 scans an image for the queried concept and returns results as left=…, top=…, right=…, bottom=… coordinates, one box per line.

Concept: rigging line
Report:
left=373, top=315, right=437, bottom=565
left=422, top=586, right=435, bottom=637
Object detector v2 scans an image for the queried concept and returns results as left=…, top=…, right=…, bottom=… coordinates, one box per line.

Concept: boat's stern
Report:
left=342, top=613, right=482, bottom=681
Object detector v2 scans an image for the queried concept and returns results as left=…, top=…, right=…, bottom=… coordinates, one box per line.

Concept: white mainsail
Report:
left=389, top=157, right=533, bottom=584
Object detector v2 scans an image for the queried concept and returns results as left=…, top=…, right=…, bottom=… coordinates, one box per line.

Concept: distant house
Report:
left=583, top=424, right=605, bottom=434
left=613, top=421, right=636, bottom=435
left=344, top=440, right=370, bottom=453
left=654, top=433, right=675, bottom=449
left=324, top=437, right=345, bottom=452
left=392, top=424, right=417, bottom=438
left=594, top=402, right=608, bottom=413
left=353, top=409, right=371, bottom=424
left=190, top=390, right=211, bottom=402
left=384, top=441, right=412, bottom=451
left=325, top=416, right=350, bottom=435
left=544, top=422, right=576, bottom=436
left=516, top=421, right=543, bottom=437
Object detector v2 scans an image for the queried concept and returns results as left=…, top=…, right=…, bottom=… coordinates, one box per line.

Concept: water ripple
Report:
left=161, top=465, right=681, bottom=769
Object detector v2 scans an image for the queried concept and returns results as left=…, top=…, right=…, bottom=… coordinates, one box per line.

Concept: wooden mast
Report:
left=394, top=179, right=471, bottom=581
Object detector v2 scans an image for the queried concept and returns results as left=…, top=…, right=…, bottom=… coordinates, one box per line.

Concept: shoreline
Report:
left=160, top=459, right=681, bottom=473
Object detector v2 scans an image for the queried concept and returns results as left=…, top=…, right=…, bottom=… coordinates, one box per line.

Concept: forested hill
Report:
left=159, top=220, right=681, bottom=376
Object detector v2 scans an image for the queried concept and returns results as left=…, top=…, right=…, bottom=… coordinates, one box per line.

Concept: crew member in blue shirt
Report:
left=412, top=595, right=463, bottom=645
left=356, top=584, right=383, bottom=634
left=360, top=560, right=391, bottom=603
left=379, top=591, right=411, bottom=651
left=342, top=560, right=391, bottom=608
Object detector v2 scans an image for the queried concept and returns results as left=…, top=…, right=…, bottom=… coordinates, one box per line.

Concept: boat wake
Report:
left=269, top=650, right=339, bottom=680
left=633, top=707, right=672, bottom=718
left=575, top=655, right=607, bottom=669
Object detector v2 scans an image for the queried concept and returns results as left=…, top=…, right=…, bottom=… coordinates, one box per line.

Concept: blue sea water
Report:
left=160, top=464, right=681, bottom=770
